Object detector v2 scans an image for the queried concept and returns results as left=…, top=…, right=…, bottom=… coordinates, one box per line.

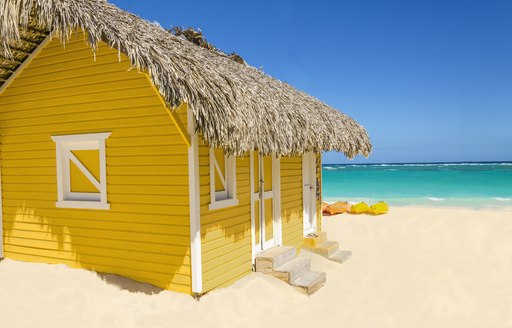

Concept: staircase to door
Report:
left=252, top=152, right=327, bottom=295
left=255, top=246, right=326, bottom=295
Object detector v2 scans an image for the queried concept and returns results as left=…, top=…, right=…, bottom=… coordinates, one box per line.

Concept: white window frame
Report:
left=208, top=148, right=238, bottom=211
left=51, top=132, right=111, bottom=210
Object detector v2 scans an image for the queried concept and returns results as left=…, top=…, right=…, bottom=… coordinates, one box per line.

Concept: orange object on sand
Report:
left=325, top=201, right=351, bottom=215
left=321, top=201, right=330, bottom=213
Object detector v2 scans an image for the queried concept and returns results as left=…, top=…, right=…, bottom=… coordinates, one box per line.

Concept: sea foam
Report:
left=426, top=197, right=445, bottom=202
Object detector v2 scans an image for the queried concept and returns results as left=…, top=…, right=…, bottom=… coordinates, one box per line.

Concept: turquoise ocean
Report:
left=322, top=162, right=512, bottom=208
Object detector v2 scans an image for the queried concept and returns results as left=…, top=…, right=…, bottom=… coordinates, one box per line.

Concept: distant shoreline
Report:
left=321, top=202, right=512, bottom=212
left=323, top=161, right=512, bottom=166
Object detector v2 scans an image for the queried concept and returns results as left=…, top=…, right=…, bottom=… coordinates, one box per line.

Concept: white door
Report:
left=303, top=152, right=317, bottom=235
left=251, top=151, right=281, bottom=258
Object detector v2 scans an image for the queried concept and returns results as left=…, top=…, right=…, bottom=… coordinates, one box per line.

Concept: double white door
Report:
left=251, top=151, right=280, bottom=255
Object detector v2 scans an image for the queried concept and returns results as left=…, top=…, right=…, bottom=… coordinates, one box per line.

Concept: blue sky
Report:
left=111, top=0, right=512, bottom=164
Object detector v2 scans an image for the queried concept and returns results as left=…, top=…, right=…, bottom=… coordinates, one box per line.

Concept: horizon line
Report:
left=322, top=160, right=512, bottom=166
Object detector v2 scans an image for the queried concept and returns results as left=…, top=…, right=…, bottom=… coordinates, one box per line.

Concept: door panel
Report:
left=253, top=153, right=260, bottom=193
left=263, top=156, right=273, bottom=192
left=264, top=198, right=274, bottom=243
left=254, top=199, right=260, bottom=246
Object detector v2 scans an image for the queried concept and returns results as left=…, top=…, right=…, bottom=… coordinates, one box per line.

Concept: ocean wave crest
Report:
left=426, top=197, right=445, bottom=202
left=323, top=162, right=512, bottom=168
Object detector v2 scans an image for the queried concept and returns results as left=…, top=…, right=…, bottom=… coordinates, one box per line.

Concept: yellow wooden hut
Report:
left=0, top=0, right=371, bottom=296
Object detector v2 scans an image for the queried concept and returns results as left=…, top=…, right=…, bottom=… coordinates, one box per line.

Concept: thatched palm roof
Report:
left=0, top=0, right=371, bottom=158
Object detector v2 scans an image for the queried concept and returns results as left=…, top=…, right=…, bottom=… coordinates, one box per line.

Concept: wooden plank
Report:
left=2, top=198, right=191, bottom=216
left=201, top=223, right=251, bottom=244
left=5, top=235, right=189, bottom=257
left=17, top=52, right=128, bottom=78
left=1, top=115, right=172, bottom=136
left=202, top=255, right=252, bottom=290
left=3, top=216, right=190, bottom=237
left=2, top=206, right=189, bottom=226
left=202, top=236, right=251, bottom=263
left=0, top=106, right=167, bottom=128
left=0, top=95, right=158, bottom=115
left=4, top=238, right=191, bottom=272
left=203, top=269, right=251, bottom=293
left=3, top=78, right=153, bottom=106
left=4, top=226, right=190, bottom=247
left=201, top=234, right=251, bottom=253
left=4, top=70, right=147, bottom=97
left=0, top=126, right=181, bottom=144
left=4, top=249, right=192, bottom=286
left=201, top=216, right=252, bottom=235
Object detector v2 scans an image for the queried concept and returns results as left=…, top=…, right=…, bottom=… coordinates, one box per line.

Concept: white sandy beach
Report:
left=1, top=206, right=511, bottom=328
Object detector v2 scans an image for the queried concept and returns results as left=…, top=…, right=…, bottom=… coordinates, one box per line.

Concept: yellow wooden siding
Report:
left=198, top=137, right=252, bottom=292
left=280, top=156, right=303, bottom=250
left=0, top=34, right=192, bottom=293
left=316, top=153, right=322, bottom=231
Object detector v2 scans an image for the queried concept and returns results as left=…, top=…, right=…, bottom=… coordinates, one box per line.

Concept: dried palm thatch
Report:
left=0, top=0, right=371, bottom=158
left=169, top=27, right=247, bottom=65
left=169, top=27, right=219, bottom=53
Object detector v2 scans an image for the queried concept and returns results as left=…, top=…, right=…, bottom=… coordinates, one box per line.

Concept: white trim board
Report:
left=0, top=154, right=3, bottom=259
left=187, top=105, right=203, bottom=294
left=250, top=151, right=256, bottom=264
left=302, top=152, right=317, bottom=235
left=273, top=156, right=282, bottom=246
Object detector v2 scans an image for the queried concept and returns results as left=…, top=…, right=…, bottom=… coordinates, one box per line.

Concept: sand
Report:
left=1, top=206, right=511, bottom=328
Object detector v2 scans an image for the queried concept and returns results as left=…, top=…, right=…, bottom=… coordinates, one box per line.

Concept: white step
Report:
left=328, top=250, right=352, bottom=263
left=291, top=270, right=326, bottom=295
left=315, top=240, right=339, bottom=258
left=255, top=246, right=296, bottom=273
left=303, top=231, right=327, bottom=248
left=272, top=258, right=311, bottom=283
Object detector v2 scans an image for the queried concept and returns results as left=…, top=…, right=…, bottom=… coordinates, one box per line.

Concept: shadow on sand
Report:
left=97, top=272, right=164, bottom=295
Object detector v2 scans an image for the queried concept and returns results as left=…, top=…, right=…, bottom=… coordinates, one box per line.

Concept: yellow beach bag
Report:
left=368, top=201, right=389, bottom=215
left=349, top=202, right=370, bottom=214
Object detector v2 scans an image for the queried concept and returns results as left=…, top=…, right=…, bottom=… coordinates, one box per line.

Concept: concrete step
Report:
left=303, top=231, right=327, bottom=248
left=272, top=258, right=311, bottom=283
left=291, top=270, right=326, bottom=295
left=328, top=250, right=352, bottom=263
left=255, top=246, right=296, bottom=273
left=315, top=240, right=339, bottom=258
